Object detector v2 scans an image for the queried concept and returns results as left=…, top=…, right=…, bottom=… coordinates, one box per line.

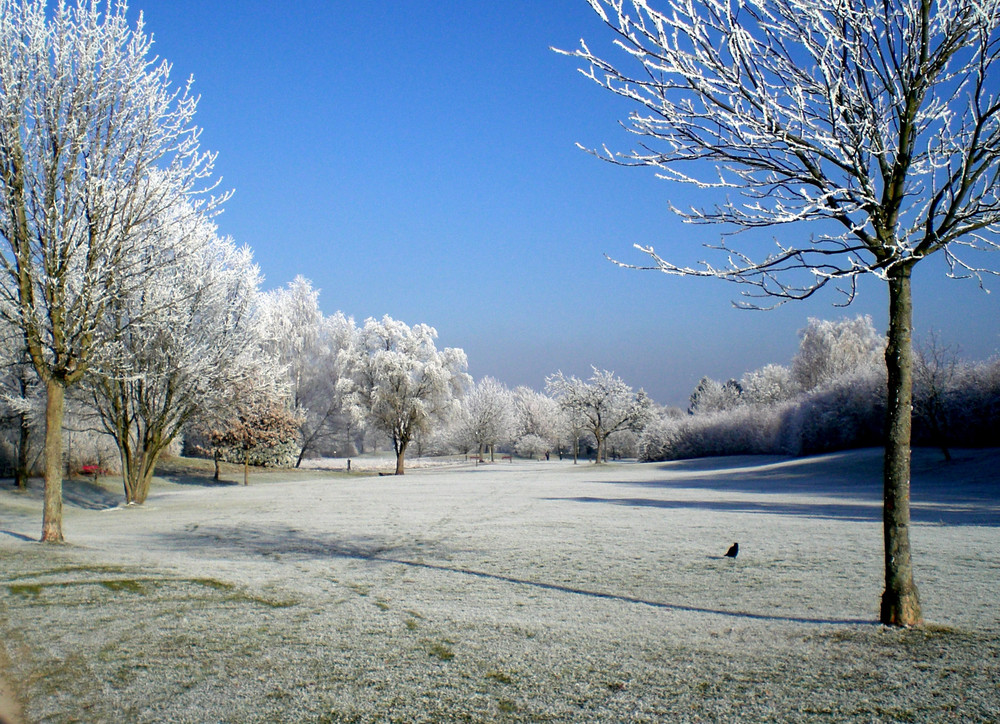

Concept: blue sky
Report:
left=129, top=0, right=1000, bottom=406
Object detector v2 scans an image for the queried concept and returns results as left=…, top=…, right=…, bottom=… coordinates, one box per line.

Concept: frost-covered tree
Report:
left=740, top=364, right=797, bottom=405
left=260, top=277, right=355, bottom=465
left=83, top=209, right=265, bottom=505
left=0, top=0, right=224, bottom=541
left=792, top=316, right=885, bottom=392
left=511, top=385, right=562, bottom=455
left=913, top=334, right=962, bottom=461
left=559, top=0, right=1000, bottom=625
left=0, top=315, right=40, bottom=489
left=546, top=367, right=652, bottom=463
left=688, top=377, right=743, bottom=414
left=457, top=377, right=516, bottom=461
left=341, top=316, right=470, bottom=475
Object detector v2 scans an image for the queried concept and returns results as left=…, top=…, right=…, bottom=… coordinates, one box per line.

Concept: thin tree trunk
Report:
left=243, top=452, right=250, bottom=486
left=880, top=266, right=922, bottom=626
left=135, top=448, right=162, bottom=504
left=41, top=378, right=65, bottom=543
left=121, top=447, right=137, bottom=504
left=15, top=411, right=30, bottom=490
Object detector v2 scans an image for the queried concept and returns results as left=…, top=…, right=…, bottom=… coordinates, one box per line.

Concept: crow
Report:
left=724, top=542, right=739, bottom=558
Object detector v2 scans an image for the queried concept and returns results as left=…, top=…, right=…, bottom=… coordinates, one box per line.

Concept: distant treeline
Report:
left=640, top=316, right=1000, bottom=462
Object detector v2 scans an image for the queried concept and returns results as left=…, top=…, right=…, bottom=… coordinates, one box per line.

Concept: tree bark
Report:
left=880, top=266, right=922, bottom=626
left=15, top=411, right=30, bottom=490
left=135, top=449, right=161, bottom=504
left=395, top=439, right=408, bottom=475
left=41, top=378, right=65, bottom=543
left=122, top=447, right=162, bottom=505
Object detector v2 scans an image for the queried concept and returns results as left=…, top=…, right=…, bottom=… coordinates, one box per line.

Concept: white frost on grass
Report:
left=1, top=449, right=998, bottom=722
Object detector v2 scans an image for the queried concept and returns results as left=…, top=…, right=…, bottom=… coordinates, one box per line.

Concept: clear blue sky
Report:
left=129, top=0, right=1000, bottom=407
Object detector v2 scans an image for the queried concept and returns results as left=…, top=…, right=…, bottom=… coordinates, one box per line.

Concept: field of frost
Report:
left=1, top=449, right=999, bottom=723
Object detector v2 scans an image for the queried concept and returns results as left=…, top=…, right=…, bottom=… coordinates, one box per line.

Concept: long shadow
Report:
left=643, top=449, right=1000, bottom=497
left=61, top=479, right=121, bottom=511
left=547, top=495, right=882, bottom=523
left=153, top=525, right=871, bottom=627
left=0, top=529, right=35, bottom=542
left=381, top=557, right=871, bottom=626
left=155, top=470, right=240, bottom=488
left=588, top=449, right=1000, bottom=526
left=548, top=494, right=1000, bottom=527
left=2, top=478, right=123, bottom=511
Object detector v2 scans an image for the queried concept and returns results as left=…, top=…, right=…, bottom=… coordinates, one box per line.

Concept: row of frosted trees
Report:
left=0, top=1, right=651, bottom=540
left=0, top=264, right=657, bottom=504
left=641, top=316, right=1000, bottom=462
left=193, top=278, right=656, bottom=472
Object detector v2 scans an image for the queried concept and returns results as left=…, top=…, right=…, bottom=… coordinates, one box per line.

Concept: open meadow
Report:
left=1, top=450, right=999, bottom=723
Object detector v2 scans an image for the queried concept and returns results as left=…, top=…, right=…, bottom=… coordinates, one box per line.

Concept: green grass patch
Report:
left=485, top=669, right=516, bottom=685
left=427, top=640, right=455, bottom=661
left=345, top=582, right=370, bottom=597
left=4, top=564, right=133, bottom=582
left=5, top=575, right=296, bottom=609
left=7, top=583, right=43, bottom=597
left=100, top=579, right=146, bottom=594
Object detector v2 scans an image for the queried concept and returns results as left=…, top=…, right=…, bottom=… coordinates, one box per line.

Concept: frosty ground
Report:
left=1, top=450, right=998, bottom=723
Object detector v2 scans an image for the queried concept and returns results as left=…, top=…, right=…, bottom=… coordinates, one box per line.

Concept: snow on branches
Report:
left=340, top=315, right=470, bottom=475
left=559, top=0, right=1000, bottom=305
left=546, top=367, right=652, bottom=463
left=0, top=0, right=227, bottom=540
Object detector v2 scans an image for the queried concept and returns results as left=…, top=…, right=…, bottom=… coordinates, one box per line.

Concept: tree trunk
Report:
left=121, top=447, right=137, bottom=504
left=123, top=446, right=162, bottom=505
left=41, top=378, right=65, bottom=543
left=243, top=452, right=250, bottom=486
left=395, top=439, right=408, bottom=475
left=213, top=450, right=220, bottom=481
left=135, top=448, right=162, bottom=504
left=15, top=411, right=30, bottom=490
left=880, top=266, right=922, bottom=626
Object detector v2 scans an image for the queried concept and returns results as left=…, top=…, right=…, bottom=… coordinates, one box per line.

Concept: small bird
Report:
left=724, top=542, right=739, bottom=558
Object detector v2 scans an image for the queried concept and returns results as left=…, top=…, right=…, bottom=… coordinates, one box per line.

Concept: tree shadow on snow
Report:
left=582, top=449, right=1000, bottom=526
left=153, top=524, right=871, bottom=627
left=155, top=471, right=241, bottom=488
left=548, top=495, right=884, bottom=523
left=1, top=477, right=123, bottom=510
left=61, top=479, right=122, bottom=510
left=0, top=529, right=35, bottom=541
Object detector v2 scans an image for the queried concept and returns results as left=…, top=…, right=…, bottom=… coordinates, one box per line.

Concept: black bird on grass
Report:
left=724, top=542, right=739, bottom=558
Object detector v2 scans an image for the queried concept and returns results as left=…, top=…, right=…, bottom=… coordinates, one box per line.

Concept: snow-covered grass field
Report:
left=1, top=449, right=999, bottom=723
